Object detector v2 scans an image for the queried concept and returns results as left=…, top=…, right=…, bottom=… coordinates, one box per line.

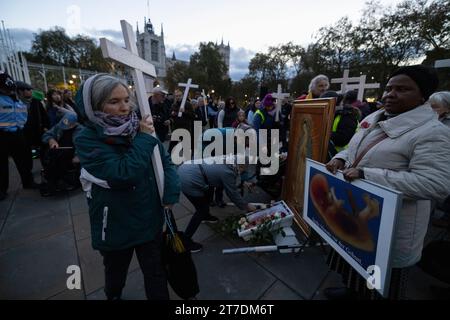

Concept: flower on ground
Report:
left=239, top=211, right=288, bottom=230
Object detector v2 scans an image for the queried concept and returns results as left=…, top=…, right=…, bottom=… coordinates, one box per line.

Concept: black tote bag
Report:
left=162, top=208, right=200, bottom=299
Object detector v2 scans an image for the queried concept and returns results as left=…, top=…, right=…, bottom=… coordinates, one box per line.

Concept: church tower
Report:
left=217, top=38, right=230, bottom=76
left=136, top=17, right=167, bottom=78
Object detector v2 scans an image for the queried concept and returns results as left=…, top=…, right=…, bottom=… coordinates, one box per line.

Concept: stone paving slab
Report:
left=250, top=247, right=330, bottom=300
left=10, top=193, right=69, bottom=220
left=0, top=206, right=72, bottom=251
left=172, top=202, right=193, bottom=220
left=68, top=192, right=89, bottom=216
left=48, top=288, right=86, bottom=300
left=312, top=271, right=343, bottom=300
left=76, top=237, right=105, bottom=295
left=192, top=234, right=277, bottom=300
left=260, top=280, right=303, bottom=300
left=0, top=230, right=79, bottom=300
left=178, top=193, right=195, bottom=213
left=72, top=213, right=91, bottom=241
left=0, top=198, right=14, bottom=220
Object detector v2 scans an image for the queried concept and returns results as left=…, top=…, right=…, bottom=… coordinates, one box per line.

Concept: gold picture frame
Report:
left=282, top=98, right=336, bottom=236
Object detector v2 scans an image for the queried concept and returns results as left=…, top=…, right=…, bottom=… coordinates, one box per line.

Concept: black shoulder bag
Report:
left=162, top=208, right=200, bottom=299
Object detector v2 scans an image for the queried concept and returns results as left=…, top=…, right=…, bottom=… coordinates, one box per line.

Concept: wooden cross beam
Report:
left=331, top=70, right=360, bottom=93
left=100, top=20, right=165, bottom=200
left=178, top=78, right=199, bottom=117
left=201, top=89, right=208, bottom=122
left=271, top=84, right=290, bottom=122
left=345, top=75, right=380, bottom=101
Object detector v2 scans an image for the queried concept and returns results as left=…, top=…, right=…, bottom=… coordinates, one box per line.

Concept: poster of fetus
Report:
left=303, top=159, right=402, bottom=297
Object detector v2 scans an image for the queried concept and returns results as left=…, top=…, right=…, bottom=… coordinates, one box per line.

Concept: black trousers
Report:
left=208, top=186, right=224, bottom=203
left=184, top=192, right=211, bottom=239
left=0, top=130, right=34, bottom=194
left=100, top=236, right=169, bottom=300
left=42, top=148, right=76, bottom=185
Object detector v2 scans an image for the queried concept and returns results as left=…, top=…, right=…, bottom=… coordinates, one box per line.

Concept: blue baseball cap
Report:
left=59, top=112, right=78, bottom=130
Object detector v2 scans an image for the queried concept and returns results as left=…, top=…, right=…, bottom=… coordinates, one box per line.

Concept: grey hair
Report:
left=90, top=74, right=134, bottom=112
left=428, top=91, right=450, bottom=112
left=309, top=74, right=330, bottom=92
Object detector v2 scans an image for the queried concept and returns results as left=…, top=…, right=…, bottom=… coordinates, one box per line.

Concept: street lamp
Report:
left=69, top=80, right=74, bottom=85
left=211, top=90, right=215, bottom=94
left=72, top=74, right=77, bottom=79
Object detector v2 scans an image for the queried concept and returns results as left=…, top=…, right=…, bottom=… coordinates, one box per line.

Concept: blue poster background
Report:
left=307, top=167, right=384, bottom=270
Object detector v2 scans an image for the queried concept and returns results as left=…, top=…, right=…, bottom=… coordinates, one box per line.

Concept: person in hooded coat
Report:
left=73, top=74, right=180, bottom=300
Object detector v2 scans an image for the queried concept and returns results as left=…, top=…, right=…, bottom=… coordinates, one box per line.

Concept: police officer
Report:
left=0, top=73, right=38, bottom=201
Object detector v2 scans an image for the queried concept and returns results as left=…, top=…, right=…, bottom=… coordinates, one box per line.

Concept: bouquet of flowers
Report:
left=236, top=201, right=295, bottom=242
left=238, top=211, right=287, bottom=231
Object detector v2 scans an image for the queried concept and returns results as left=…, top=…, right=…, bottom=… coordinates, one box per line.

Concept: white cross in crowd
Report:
left=178, top=78, right=199, bottom=117
left=100, top=20, right=165, bottom=199
left=271, top=84, right=290, bottom=122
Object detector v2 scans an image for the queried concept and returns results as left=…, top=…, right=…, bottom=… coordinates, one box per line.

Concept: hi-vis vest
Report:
left=332, top=114, right=359, bottom=152
left=0, top=95, right=28, bottom=132
left=254, top=109, right=266, bottom=125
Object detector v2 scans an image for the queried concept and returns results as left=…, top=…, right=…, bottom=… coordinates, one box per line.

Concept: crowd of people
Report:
left=1, top=64, right=449, bottom=300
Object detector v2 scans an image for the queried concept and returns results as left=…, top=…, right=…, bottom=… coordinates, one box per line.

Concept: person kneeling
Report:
left=178, top=155, right=257, bottom=253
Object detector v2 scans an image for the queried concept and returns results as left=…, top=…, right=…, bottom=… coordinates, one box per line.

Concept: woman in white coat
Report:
left=324, top=65, right=450, bottom=300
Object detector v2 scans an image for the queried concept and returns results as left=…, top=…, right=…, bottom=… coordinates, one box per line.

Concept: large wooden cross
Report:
left=345, top=75, right=380, bottom=101
left=201, top=89, right=208, bottom=123
left=331, top=69, right=380, bottom=101
left=178, top=78, right=199, bottom=117
left=271, top=84, right=290, bottom=122
left=100, top=20, right=165, bottom=200
left=331, top=70, right=360, bottom=93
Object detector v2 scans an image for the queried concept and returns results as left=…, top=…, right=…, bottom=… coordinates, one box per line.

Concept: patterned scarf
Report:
left=93, top=111, right=139, bottom=138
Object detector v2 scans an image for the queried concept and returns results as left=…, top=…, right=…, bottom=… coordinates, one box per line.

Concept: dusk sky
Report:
left=2, top=0, right=403, bottom=80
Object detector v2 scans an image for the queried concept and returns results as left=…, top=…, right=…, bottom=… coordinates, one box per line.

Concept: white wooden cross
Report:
left=201, top=89, right=208, bottom=122
left=331, top=69, right=360, bottom=94
left=99, top=20, right=165, bottom=200
left=178, top=78, right=199, bottom=117
left=332, top=70, right=380, bottom=101
left=346, top=75, right=380, bottom=101
left=271, top=84, right=290, bottom=122
left=435, top=59, right=450, bottom=68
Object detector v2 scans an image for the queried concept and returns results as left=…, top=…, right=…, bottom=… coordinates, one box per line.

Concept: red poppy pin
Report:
left=360, top=121, right=370, bottom=129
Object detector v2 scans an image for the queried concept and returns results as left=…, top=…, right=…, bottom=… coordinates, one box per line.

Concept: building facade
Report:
left=136, top=17, right=231, bottom=86
left=136, top=18, right=167, bottom=78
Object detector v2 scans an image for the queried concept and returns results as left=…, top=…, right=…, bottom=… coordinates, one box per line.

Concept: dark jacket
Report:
left=170, top=101, right=195, bottom=133
left=149, top=97, right=170, bottom=141
left=24, top=98, right=50, bottom=145
left=222, top=107, right=239, bottom=128
left=73, top=83, right=180, bottom=252
left=330, top=105, right=359, bottom=148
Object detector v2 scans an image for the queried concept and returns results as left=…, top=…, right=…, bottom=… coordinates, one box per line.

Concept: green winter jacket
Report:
left=73, top=78, right=180, bottom=251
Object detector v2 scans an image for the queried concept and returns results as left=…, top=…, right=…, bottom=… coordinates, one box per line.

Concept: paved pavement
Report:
left=0, top=159, right=447, bottom=300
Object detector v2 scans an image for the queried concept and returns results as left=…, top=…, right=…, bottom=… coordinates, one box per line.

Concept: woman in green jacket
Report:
left=73, top=74, right=180, bottom=300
